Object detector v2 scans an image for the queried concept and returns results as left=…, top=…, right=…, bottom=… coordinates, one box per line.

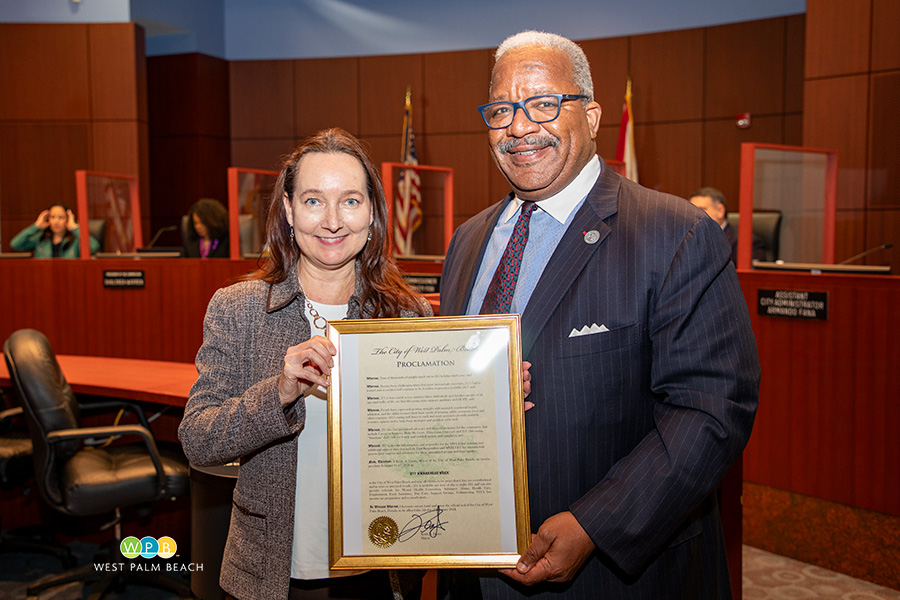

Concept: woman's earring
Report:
left=367, top=227, right=372, bottom=241
left=290, top=226, right=295, bottom=244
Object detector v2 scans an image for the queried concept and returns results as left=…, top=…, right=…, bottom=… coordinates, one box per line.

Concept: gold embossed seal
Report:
left=368, top=516, right=398, bottom=548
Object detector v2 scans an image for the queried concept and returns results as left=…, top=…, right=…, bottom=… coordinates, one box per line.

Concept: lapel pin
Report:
left=584, top=230, right=600, bottom=244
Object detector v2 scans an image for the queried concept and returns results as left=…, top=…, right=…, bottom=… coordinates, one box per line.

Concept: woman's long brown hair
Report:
left=243, top=128, right=428, bottom=318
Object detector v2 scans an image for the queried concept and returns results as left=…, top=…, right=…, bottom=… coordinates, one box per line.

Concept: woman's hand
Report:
left=34, top=210, right=50, bottom=229
left=278, top=335, right=336, bottom=406
left=66, top=209, right=78, bottom=231
left=523, top=361, right=534, bottom=412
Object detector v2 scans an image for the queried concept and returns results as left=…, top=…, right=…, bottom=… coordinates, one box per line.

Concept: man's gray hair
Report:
left=494, top=30, right=594, bottom=101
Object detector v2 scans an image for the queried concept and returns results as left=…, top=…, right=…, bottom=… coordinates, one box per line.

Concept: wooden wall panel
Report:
left=148, top=54, right=230, bottom=137
left=834, top=209, right=865, bottom=265
left=577, top=36, right=630, bottom=125
left=784, top=15, right=806, bottom=114
left=134, top=26, right=148, bottom=123
left=148, top=136, right=230, bottom=219
left=148, top=53, right=231, bottom=233
left=702, top=116, right=785, bottom=207
left=803, top=76, right=869, bottom=210
left=424, top=132, right=492, bottom=219
left=0, top=24, right=91, bottom=120
left=868, top=72, right=900, bottom=210
left=704, top=18, right=786, bottom=119
left=92, top=121, right=141, bottom=175
left=741, top=271, right=900, bottom=517
left=294, top=57, right=360, bottom=137
left=362, top=135, right=401, bottom=177
left=630, top=29, right=703, bottom=123
left=222, top=16, right=804, bottom=255
left=0, top=121, right=91, bottom=247
left=0, top=24, right=145, bottom=251
left=863, top=209, right=900, bottom=273
left=853, top=285, right=900, bottom=511
left=634, top=122, right=701, bottom=198
left=872, top=0, right=900, bottom=71
left=91, top=120, right=151, bottom=238
left=784, top=114, right=803, bottom=146
left=804, top=0, right=870, bottom=78
left=0, top=259, right=257, bottom=363
left=192, top=54, right=231, bottom=137
left=422, top=49, right=491, bottom=134
left=89, top=24, right=142, bottom=120
left=231, top=138, right=294, bottom=171
left=595, top=126, right=620, bottom=166
left=230, top=60, right=294, bottom=139
left=359, top=54, right=423, bottom=136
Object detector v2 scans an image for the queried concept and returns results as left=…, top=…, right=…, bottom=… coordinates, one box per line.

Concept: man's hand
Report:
left=499, top=511, right=595, bottom=585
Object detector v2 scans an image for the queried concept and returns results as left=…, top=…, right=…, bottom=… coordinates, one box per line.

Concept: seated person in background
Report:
left=178, top=128, right=431, bottom=600
left=10, top=204, right=99, bottom=258
left=689, top=186, right=766, bottom=264
left=183, top=198, right=230, bottom=258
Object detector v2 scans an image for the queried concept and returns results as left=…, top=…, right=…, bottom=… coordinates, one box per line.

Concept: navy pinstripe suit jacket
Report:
left=439, top=158, right=760, bottom=599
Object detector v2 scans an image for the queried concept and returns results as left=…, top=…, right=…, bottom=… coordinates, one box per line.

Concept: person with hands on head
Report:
left=178, top=128, right=432, bottom=600
left=439, top=31, right=759, bottom=599
left=10, top=203, right=99, bottom=258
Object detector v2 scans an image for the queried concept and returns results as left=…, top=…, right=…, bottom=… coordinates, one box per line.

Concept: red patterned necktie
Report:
left=480, top=201, right=538, bottom=314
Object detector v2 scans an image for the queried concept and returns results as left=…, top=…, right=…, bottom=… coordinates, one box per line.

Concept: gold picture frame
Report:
left=327, top=314, right=530, bottom=569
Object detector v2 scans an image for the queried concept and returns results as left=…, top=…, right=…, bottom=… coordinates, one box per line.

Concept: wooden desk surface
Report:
left=0, top=354, right=196, bottom=407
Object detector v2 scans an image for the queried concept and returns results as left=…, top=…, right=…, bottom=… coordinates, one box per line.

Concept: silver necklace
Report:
left=297, top=276, right=328, bottom=330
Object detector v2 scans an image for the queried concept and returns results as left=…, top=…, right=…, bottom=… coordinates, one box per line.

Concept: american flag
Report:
left=615, top=76, right=639, bottom=183
left=394, top=86, right=422, bottom=256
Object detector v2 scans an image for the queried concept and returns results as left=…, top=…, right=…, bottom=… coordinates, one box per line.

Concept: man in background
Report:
left=689, top=186, right=767, bottom=264
left=440, top=30, right=759, bottom=598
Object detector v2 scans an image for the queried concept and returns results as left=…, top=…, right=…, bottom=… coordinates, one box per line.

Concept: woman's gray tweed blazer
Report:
left=179, top=265, right=429, bottom=600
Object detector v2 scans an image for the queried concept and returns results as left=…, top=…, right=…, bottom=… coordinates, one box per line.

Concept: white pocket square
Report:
left=568, top=323, right=609, bottom=337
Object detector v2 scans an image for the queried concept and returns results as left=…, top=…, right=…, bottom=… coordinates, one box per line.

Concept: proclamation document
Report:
left=327, top=315, right=530, bottom=569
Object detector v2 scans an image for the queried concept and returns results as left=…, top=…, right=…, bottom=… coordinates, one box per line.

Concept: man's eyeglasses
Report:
left=477, top=94, right=589, bottom=129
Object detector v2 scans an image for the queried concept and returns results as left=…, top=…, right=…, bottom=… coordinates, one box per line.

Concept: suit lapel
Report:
left=521, top=158, right=621, bottom=356
left=445, top=196, right=511, bottom=316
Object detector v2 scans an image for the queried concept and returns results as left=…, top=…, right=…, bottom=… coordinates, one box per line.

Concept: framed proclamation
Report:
left=327, top=315, right=530, bottom=569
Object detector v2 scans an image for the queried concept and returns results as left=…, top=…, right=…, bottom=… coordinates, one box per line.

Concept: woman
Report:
left=178, top=129, right=431, bottom=600
left=183, top=198, right=231, bottom=258
left=10, top=204, right=99, bottom=258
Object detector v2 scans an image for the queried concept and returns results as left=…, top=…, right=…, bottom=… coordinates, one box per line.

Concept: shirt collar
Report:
left=501, top=155, right=601, bottom=224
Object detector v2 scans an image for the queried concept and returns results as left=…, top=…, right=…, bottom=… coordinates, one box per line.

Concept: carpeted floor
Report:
left=2, top=542, right=899, bottom=599
left=743, top=545, right=900, bottom=599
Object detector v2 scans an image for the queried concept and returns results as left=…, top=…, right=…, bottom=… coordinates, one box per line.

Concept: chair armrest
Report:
left=46, top=425, right=169, bottom=499
left=78, top=400, right=152, bottom=430
left=0, top=406, right=24, bottom=421
left=0, top=406, right=25, bottom=434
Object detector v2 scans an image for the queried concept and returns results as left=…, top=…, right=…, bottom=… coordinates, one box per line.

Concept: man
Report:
left=689, top=186, right=767, bottom=264
left=440, top=31, right=759, bottom=598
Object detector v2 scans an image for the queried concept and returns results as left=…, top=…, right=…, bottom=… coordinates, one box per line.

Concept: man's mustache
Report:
left=496, top=135, right=561, bottom=154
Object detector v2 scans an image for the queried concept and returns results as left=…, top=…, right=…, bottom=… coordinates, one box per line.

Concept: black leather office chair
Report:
left=3, top=329, right=191, bottom=599
left=726, top=210, right=783, bottom=262
left=0, top=391, right=75, bottom=566
left=88, top=218, right=107, bottom=252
